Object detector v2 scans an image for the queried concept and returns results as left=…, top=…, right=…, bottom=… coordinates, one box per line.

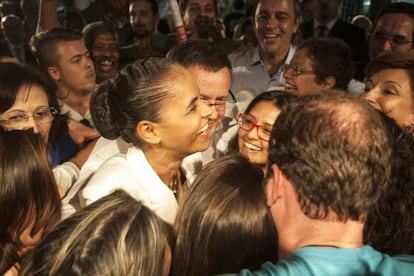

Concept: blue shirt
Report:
left=49, top=133, right=78, bottom=167
left=226, top=246, right=414, bottom=276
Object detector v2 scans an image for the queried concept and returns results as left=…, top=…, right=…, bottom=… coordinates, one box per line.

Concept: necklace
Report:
left=171, top=172, right=179, bottom=199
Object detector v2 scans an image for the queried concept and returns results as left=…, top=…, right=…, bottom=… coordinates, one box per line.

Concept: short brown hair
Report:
left=268, top=91, right=392, bottom=222
left=30, top=27, right=84, bottom=70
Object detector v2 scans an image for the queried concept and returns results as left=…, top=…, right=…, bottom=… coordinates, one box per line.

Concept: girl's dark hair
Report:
left=171, top=154, right=278, bottom=275
left=91, top=57, right=181, bottom=147
left=364, top=113, right=414, bottom=255
left=0, top=129, right=61, bottom=274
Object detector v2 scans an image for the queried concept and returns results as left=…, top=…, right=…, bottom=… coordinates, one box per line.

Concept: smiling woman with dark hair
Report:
left=228, top=90, right=297, bottom=173
left=172, top=154, right=278, bottom=275
left=81, top=58, right=213, bottom=224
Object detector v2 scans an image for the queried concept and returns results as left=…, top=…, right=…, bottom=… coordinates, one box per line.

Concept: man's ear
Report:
left=266, top=164, right=284, bottom=207
left=293, top=14, right=301, bottom=34
left=47, top=66, right=60, bottom=81
left=136, top=120, right=161, bottom=145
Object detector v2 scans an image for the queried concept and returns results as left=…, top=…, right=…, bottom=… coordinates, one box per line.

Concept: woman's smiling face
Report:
left=238, top=100, right=281, bottom=170
left=361, top=68, right=414, bottom=130
left=154, top=66, right=213, bottom=158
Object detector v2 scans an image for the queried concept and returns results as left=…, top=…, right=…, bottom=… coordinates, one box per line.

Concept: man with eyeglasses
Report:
left=368, top=2, right=414, bottom=61
left=167, top=40, right=238, bottom=183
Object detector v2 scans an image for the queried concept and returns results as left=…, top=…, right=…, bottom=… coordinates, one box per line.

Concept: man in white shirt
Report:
left=229, top=0, right=301, bottom=102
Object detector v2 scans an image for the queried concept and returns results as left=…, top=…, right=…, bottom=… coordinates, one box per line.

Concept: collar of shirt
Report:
left=59, top=100, right=95, bottom=129
left=252, top=45, right=297, bottom=71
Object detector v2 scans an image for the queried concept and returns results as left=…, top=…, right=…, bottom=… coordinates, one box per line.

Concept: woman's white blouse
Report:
left=81, top=146, right=178, bottom=224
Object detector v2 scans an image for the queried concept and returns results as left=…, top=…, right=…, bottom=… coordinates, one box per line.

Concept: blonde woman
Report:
left=20, top=190, right=173, bottom=276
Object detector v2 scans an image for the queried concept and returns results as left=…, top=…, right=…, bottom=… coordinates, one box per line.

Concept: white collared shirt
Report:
left=59, top=100, right=95, bottom=129
left=229, top=45, right=296, bottom=103
left=80, top=146, right=178, bottom=224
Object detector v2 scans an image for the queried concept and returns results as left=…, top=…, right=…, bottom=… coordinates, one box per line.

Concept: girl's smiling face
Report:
left=238, top=100, right=281, bottom=170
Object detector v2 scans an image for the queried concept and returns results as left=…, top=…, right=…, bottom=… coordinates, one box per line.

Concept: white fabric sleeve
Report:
left=53, top=161, right=80, bottom=197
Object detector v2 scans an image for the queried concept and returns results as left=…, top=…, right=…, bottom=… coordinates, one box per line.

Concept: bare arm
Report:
left=36, top=0, right=59, bottom=32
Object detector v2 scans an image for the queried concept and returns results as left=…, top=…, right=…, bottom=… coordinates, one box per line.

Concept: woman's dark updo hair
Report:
left=91, top=58, right=181, bottom=147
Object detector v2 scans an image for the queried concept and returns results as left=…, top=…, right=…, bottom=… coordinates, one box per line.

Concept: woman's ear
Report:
left=136, top=121, right=161, bottom=145
left=322, top=76, right=336, bottom=91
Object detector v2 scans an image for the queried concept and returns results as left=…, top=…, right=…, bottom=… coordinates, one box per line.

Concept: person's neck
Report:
left=259, top=47, right=290, bottom=77
left=278, top=214, right=364, bottom=259
left=59, top=88, right=92, bottom=116
left=144, top=148, right=183, bottom=189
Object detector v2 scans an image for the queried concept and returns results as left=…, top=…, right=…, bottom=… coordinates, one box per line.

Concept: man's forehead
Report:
left=376, top=13, right=414, bottom=31
left=187, top=0, right=214, bottom=8
left=93, top=32, right=117, bottom=42
left=257, top=0, right=294, bottom=13
left=56, top=40, right=87, bottom=57
left=130, top=0, right=152, bottom=11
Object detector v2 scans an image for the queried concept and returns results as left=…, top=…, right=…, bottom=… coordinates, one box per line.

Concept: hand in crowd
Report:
left=69, top=137, right=98, bottom=169
left=67, top=119, right=100, bottom=148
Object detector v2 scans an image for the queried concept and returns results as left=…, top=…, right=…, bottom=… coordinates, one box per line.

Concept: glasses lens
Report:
left=34, top=107, right=57, bottom=123
left=215, top=101, right=226, bottom=111
left=391, top=36, right=410, bottom=46
left=293, top=65, right=301, bottom=76
left=371, top=33, right=410, bottom=46
left=4, top=112, right=28, bottom=124
left=239, top=114, right=253, bottom=131
left=285, top=64, right=302, bottom=76
left=258, top=126, right=272, bottom=141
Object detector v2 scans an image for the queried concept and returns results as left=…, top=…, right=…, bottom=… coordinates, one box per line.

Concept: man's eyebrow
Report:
left=70, top=50, right=89, bottom=61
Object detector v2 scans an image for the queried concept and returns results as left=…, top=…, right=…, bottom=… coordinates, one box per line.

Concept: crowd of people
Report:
left=0, top=0, right=414, bottom=275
